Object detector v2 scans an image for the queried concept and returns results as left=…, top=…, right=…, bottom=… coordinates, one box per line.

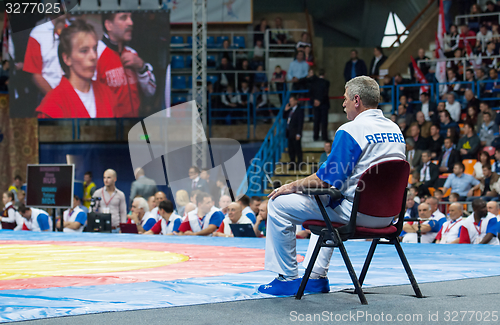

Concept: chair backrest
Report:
left=356, top=160, right=410, bottom=218
left=173, top=96, right=187, bottom=104
left=172, top=76, right=186, bottom=89
left=217, top=36, right=229, bottom=44
left=483, top=146, right=496, bottom=157
left=462, top=159, right=476, bottom=175
left=171, top=56, right=185, bottom=69
left=233, top=36, right=245, bottom=48
left=171, top=36, right=184, bottom=44
left=207, top=75, right=218, bottom=83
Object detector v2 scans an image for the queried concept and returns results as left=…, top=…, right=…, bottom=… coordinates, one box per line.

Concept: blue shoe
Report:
left=304, top=277, right=330, bottom=293
left=258, top=277, right=302, bottom=296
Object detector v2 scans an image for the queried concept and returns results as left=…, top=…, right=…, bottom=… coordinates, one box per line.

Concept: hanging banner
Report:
left=165, top=0, right=252, bottom=24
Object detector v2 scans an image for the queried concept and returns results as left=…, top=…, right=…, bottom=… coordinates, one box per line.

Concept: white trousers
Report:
left=265, top=193, right=391, bottom=278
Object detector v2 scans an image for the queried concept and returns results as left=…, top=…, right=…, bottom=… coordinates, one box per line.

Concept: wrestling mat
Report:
left=0, top=230, right=499, bottom=323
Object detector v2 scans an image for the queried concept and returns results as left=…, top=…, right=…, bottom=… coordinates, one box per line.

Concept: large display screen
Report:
left=26, top=164, right=74, bottom=208
left=8, top=6, right=169, bottom=118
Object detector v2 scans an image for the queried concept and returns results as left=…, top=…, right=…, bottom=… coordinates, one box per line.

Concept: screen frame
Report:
left=26, top=163, right=75, bottom=209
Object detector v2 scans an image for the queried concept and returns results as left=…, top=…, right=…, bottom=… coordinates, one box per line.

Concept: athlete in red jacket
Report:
left=96, top=13, right=156, bottom=118
left=36, top=20, right=114, bottom=118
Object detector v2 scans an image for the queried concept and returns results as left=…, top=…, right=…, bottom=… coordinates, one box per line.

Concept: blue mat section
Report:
left=1, top=231, right=500, bottom=323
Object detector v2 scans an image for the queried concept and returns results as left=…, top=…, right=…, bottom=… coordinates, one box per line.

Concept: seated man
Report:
left=17, top=204, right=52, bottom=232
left=404, top=192, right=419, bottom=219
left=486, top=200, right=500, bottom=219
left=438, top=110, right=459, bottom=138
left=402, top=202, right=446, bottom=243
left=250, top=196, right=262, bottom=216
left=258, top=76, right=406, bottom=295
left=457, top=121, right=481, bottom=160
left=145, top=200, right=183, bottom=235
left=57, top=195, right=87, bottom=232
left=459, top=199, right=499, bottom=244
left=426, top=196, right=447, bottom=220
left=213, top=202, right=253, bottom=237
left=149, top=191, right=167, bottom=219
left=467, top=165, right=500, bottom=201
left=254, top=199, right=268, bottom=237
left=437, top=137, right=461, bottom=173
left=127, top=197, right=157, bottom=234
left=479, top=111, right=497, bottom=146
left=435, top=203, right=464, bottom=244
left=416, top=151, right=439, bottom=196
left=147, top=195, right=157, bottom=212
left=238, top=195, right=257, bottom=223
left=219, top=194, right=232, bottom=215
left=442, top=162, right=480, bottom=201
left=177, top=192, right=224, bottom=236
left=318, top=140, right=332, bottom=166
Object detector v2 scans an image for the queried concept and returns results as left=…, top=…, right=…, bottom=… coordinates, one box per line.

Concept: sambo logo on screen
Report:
left=128, top=101, right=248, bottom=205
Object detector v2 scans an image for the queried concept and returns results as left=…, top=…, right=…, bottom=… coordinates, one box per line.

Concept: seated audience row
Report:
left=403, top=193, right=498, bottom=245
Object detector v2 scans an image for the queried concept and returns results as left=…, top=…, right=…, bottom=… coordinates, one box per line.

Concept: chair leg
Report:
left=393, top=239, right=424, bottom=298
left=358, top=239, right=379, bottom=287
left=336, top=233, right=368, bottom=305
left=296, top=231, right=325, bottom=300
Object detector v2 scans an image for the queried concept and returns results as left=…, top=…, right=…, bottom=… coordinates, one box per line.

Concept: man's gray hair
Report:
left=133, top=197, right=150, bottom=213
left=345, top=76, right=380, bottom=108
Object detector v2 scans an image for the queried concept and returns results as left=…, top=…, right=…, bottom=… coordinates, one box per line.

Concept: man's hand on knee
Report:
left=268, top=182, right=298, bottom=200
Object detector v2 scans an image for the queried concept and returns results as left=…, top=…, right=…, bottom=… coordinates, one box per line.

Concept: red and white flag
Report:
left=2, top=11, right=9, bottom=61
left=435, top=1, right=447, bottom=96
left=411, top=56, right=430, bottom=94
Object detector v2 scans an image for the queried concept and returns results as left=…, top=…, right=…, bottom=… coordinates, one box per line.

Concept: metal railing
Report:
left=455, top=12, right=500, bottom=26
left=208, top=92, right=251, bottom=139
left=170, top=28, right=307, bottom=92
left=236, top=90, right=291, bottom=197
left=390, top=78, right=500, bottom=114
left=417, top=55, right=500, bottom=80
left=207, top=89, right=286, bottom=139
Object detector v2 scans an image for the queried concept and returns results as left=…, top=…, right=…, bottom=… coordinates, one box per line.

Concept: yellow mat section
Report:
left=0, top=244, right=189, bottom=281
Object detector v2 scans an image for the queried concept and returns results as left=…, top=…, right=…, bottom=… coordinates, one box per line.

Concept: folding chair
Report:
left=296, top=160, right=423, bottom=304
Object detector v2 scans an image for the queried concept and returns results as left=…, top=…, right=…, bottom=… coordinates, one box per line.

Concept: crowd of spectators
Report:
left=194, top=17, right=319, bottom=124
left=402, top=190, right=499, bottom=245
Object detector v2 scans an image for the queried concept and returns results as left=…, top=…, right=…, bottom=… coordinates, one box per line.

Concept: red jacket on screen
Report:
left=96, top=35, right=156, bottom=118
left=35, top=77, right=115, bottom=118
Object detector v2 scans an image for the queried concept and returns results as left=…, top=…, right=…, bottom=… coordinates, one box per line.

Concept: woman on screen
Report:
left=36, top=20, right=115, bottom=118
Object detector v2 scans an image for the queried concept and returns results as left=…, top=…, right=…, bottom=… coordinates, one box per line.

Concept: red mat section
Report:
left=0, top=240, right=304, bottom=290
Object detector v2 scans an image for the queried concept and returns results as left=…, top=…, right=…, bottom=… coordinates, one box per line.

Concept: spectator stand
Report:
left=169, top=29, right=307, bottom=105
left=208, top=91, right=251, bottom=139
left=455, top=12, right=500, bottom=28
left=251, top=90, right=285, bottom=134
left=236, top=90, right=301, bottom=197
left=263, top=29, right=306, bottom=64
left=380, top=84, right=396, bottom=114
left=394, top=83, right=436, bottom=115
left=477, top=79, right=500, bottom=110
left=436, top=80, right=475, bottom=105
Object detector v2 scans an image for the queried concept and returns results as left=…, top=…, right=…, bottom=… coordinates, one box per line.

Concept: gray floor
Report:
left=11, top=276, right=500, bottom=325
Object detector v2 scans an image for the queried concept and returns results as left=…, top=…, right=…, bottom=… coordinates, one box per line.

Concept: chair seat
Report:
left=303, top=220, right=398, bottom=238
